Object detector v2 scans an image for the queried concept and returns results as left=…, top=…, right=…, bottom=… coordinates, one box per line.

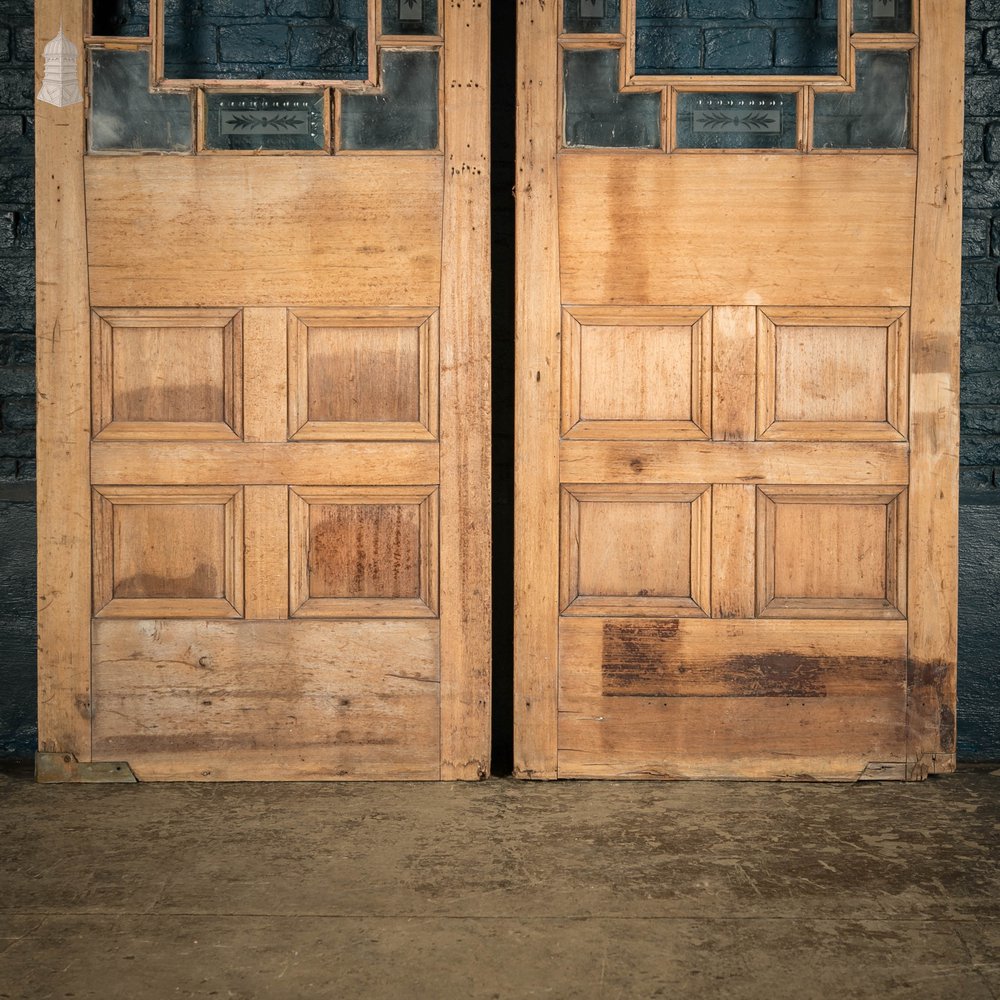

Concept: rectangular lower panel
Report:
left=558, top=618, right=907, bottom=780
left=92, top=619, right=441, bottom=780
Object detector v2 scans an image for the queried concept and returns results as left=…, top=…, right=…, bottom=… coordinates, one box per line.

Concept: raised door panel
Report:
left=92, top=309, right=243, bottom=441
left=92, top=486, right=244, bottom=619
left=515, top=0, right=961, bottom=781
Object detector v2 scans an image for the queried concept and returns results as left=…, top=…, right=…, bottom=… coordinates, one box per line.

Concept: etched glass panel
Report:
left=162, top=0, right=369, bottom=81
left=383, top=0, right=438, bottom=35
left=634, top=0, right=839, bottom=76
left=204, top=92, right=325, bottom=151
left=340, top=50, right=438, bottom=150
left=675, top=91, right=797, bottom=149
left=853, top=0, right=911, bottom=34
left=92, top=0, right=149, bottom=37
left=563, top=0, right=620, bottom=34
left=813, top=50, right=910, bottom=149
left=90, top=49, right=193, bottom=152
left=564, top=49, right=661, bottom=148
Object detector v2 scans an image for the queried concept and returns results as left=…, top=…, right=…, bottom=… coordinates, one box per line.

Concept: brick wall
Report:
left=634, top=0, right=840, bottom=75
left=963, top=0, right=1000, bottom=491
left=0, top=1, right=33, bottom=488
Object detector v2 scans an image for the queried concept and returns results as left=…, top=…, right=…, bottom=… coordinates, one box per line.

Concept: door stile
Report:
left=905, top=0, right=965, bottom=778
left=514, top=0, right=561, bottom=779
left=438, top=0, right=492, bottom=780
left=35, top=0, right=93, bottom=762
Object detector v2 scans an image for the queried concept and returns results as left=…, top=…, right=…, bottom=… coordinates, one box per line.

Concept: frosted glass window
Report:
left=564, top=49, right=661, bottom=148
left=383, top=0, right=438, bottom=35
left=340, top=50, right=439, bottom=150
left=204, top=92, right=326, bottom=151
left=564, top=0, right=621, bottom=34
left=90, top=49, right=192, bottom=152
left=813, top=50, right=910, bottom=149
left=675, top=91, right=797, bottom=149
left=853, top=0, right=911, bottom=34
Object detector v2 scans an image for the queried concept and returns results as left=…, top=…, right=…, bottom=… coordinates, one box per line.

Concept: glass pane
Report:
left=92, top=0, right=149, bottom=37
left=383, top=0, right=438, bottom=35
left=635, top=0, right=839, bottom=76
left=162, top=0, right=369, bottom=81
left=204, top=92, right=325, bottom=151
left=675, top=91, right=797, bottom=149
left=90, top=49, right=193, bottom=152
left=564, top=49, right=661, bottom=148
left=853, top=0, right=911, bottom=33
left=340, top=50, right=438, bottom=150
left=564, top=0, right=620, bottom=34
left=813, top=50, right=910, bottom=149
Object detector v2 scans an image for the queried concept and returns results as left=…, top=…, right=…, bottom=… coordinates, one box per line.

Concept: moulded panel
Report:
left=756, top=485, right=907, bottom=619
left=290, top=487, right=439, bottom=618
left=561, top=484, right=711, bottom=617
left=757, top=308, right=908, bottom=441
left=288, top=309, right=437, bottom=441
left=562, top=307, right=711, bottom=440
left=92, top=486, right=244, bottom=619
left=92, top=309, right=242, bottom=441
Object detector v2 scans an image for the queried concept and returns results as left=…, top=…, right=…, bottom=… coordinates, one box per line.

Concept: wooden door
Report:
left=515, top=0, right=963, bottom=781
left=35, top=0, right=490, bottom=781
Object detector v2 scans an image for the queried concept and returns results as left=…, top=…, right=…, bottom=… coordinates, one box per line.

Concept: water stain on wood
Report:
left=601, top=620, right=901, bottom=698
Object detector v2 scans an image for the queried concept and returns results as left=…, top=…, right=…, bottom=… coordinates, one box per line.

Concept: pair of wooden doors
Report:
left=36, top=0, right=963, bottom=782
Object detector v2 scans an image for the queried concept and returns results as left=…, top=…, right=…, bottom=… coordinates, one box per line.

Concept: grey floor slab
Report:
left=0, top=767, right=998, bottom=998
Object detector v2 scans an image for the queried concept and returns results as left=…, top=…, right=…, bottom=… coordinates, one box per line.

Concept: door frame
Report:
left=35, top=0, right=491, bottom=779
left=513, top=0, right=964, bottom=780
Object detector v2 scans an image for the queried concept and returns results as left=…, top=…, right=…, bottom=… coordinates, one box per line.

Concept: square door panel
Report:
left=93, top=486, right=244, bottom=618
left=561, top=485, right=711, bottom=617
left=288, top=309, right=438, bottom=441
left=290, top=487, right=439, bottom=618
left=757, top=308, right=908, bottom=441
left=92, top=309, right=242, bottom=441
left=561, top=307, right=712, bottom=440
left=756, top=486, right=907, bottom=620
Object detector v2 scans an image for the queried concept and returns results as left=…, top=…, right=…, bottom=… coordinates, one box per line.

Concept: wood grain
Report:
left=905, top=0, right=964, bottom=777
left=85, top=156, right=443, bottom=308
left=558, top=617, right=907, bottom=781
left=244, top=485, right=290, bottom=621
left=560, top=440, right=908, bottom=485
left=437, top=0, right=492, bottom=778
left=559, top=154, right=916, bottom=306
left=90, top=441, right=439, bottom=486
left=92, top=620, right=441, bottom=780
left=35, top=0, right=92, bottom=758
left=514, top=0, right=561, bottom=779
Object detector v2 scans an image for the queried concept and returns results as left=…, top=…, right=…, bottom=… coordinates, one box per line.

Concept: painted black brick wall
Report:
left=0, top=2, right=998, bottom=762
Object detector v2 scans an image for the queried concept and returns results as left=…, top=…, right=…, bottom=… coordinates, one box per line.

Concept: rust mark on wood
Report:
left=602, top=621, right=902, bottom=698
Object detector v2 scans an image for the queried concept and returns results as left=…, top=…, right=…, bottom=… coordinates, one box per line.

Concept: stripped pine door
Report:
left=35, top=0, right=490, bottom=780
left=515, top=0, right=963, bottom=780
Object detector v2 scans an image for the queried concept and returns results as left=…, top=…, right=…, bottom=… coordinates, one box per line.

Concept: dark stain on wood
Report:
left=601, top=621, right=901, bottom=698
left=907, top=657, right=957, bottom=753
left=114, top=562, right=221, bottom=600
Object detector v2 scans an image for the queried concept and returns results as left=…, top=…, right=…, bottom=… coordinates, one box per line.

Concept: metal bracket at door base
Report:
left=35, top=752, right=137, bottom=784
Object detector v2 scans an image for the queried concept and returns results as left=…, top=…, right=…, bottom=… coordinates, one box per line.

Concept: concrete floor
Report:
left=0, top=765, right=998, bottom=999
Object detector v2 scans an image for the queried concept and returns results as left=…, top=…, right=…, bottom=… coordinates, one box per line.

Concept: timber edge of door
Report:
left=513, top=0, right=963, bottom=781
left=34, top=0, right=491, bottom=781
